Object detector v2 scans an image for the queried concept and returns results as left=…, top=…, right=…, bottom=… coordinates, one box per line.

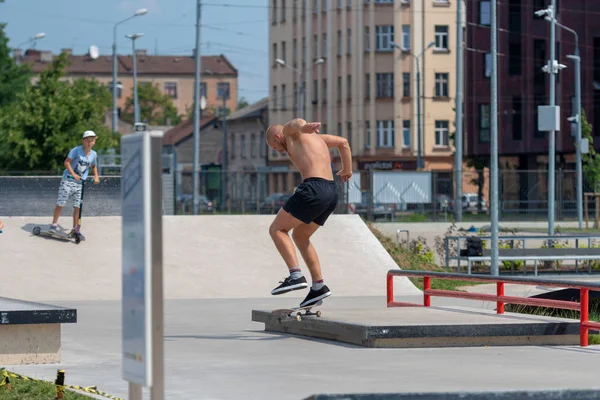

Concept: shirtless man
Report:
left=265, top=118, right=352, bottom=308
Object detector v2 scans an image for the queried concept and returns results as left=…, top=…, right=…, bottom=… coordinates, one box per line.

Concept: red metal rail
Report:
left=386, top=270, right=600, bottom=347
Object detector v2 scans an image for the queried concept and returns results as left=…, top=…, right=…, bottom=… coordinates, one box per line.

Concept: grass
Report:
left=0, top=370, right=95, bottom=400
left=367, top=222, right=485, bottom=291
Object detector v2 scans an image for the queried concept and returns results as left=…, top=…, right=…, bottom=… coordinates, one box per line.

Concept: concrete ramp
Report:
left=0, top=215, right=419, bottom=301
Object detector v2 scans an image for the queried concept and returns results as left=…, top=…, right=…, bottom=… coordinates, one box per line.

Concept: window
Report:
left=337, top=30, right=342, bottom=56
left=434, top=26, right=448, bottom=50
left=272, top=85, right=278, bottom=108
left=347, top=29, right=352, bottom=54
left=302, top=37, right=306, bottom=65
left=347, top=121, right=353, bottom=149
left=365, top=120, right=371, bottom=149
left=292, top=38, right=297, bottom=66
left=322, top=78, right=327, bottom=102
left=313, top=34, right=318, bottom=58
left=375, top=25, right=394, bottom=51
left=337, top=122, right=342, bottom=136
left=313, top=0, right=317, bottom=12
left=435, top=73, right=449, bottom=97
left=484, top=53, right=491, bottom=78
left=313, top=79, right=318, bottom=102
left=260, top=134, right=266, bottom=157
left=322, top=33, right=327, bottom=58
left=403, top=72, right=410, bottom=97
left=281, top=0, right=286, bottom=21
left=272, top=42, right=277, bottom=65
left=337, top=76, right=342, bottom=101
left=281, top=41, right=286, bottom=63
left=376, top=120, right=394, bottom=148
left=293, top=82, right=298, bottom=110
left=364, top=27, right=370, bottom=51
left=376, top=73, right=394, bottom=97
left=365, top=73, right=370, bottom=96
left=241, top=134, right=247, bottom=158
left=164, top=82, right=177, bottom=98
left=200, top=82, right=206, bottom=97
left=512, top=97, right=522, bottom=141
left=435, top=120, right=449, bottom=147
left=402, top=25, right=410, bottom=50
left=479, top=104, right=490, bottom=143
left=231, top=134, right=236, bottom=159
left=281, top=84, right=287, bottom=109
left=508, top=39, right=522, bottom=76
left=272, top=0, right=277, bottom=23
left=217, top=82, right=230, bottom=99
left=251, top=134, right=257, bottom=158
left=402, top=120, right=410, bottom=148
left=347, top=75, right=352, bottom=99
left=293, top=0, right=297, bottom=19
left=479, top=1, right=491, bottom=25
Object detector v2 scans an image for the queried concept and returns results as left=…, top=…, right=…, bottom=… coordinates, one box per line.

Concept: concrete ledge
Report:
left=303, top=389, right=600, bottom=400
left=252, top=306, right=580, bottom=348
left=0, top=297, right=77, bottom=364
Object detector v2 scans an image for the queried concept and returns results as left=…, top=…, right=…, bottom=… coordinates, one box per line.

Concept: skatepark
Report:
left=2, top=213, right=600, bottom=400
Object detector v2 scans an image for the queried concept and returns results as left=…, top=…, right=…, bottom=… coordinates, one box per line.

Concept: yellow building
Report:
left=268, top=0, right=462, bottom=174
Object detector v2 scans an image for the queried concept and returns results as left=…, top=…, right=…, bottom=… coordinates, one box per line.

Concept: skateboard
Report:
left=271, top=300, right=323, bottom=322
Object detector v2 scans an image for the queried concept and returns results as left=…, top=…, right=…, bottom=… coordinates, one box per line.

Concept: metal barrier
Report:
left=386, top=269, right=600, bottom=347
left=444, top=234, right=600, bottom=272
left=396, top=229, right=410, bottom=244
left=467, top=254, right=600, bottom=275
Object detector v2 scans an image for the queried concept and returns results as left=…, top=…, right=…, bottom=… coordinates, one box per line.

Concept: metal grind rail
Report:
left=386, top=270, right=600, bottom=346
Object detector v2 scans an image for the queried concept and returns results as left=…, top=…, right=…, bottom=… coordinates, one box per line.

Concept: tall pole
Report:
left=131, top=38, right=140, bottom=123
left=548, top=0, right=557, bottom=236
left=416, top=57, right=423, bottom=170
left=574, top=45, right=583, bottom=229
left=221, top=88, right=228, bottom=209
left=192, top=0, right=202, bottom=215
left=112, top=26, right=119, bottom=133
left=454, top=0, right=464, bottom=222
left=490, top=0, right=499, bottom=276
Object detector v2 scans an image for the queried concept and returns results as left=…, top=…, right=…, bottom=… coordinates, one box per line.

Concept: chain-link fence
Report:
left=1, top=168, right=596, bottom=222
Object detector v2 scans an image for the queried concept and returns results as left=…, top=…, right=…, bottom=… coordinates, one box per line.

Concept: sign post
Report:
left=121, top=129, right=164, bottom=400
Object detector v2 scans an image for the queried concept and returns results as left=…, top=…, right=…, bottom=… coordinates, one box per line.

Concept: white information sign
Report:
left=121, top=132, right=151, bottom=386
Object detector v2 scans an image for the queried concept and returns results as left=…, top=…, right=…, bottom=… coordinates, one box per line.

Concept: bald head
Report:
left=266, top=124, right=286, bottom=153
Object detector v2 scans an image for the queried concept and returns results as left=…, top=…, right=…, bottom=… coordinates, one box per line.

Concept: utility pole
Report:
left=416, top=57, right=423, bottom=170
left=221, top=87, right=228, bottom=210
left=490, top=0, right=499, bottom=276
left=454, top=0, right=464, bottom=222
left=548, top=0, right=557, bottom=237
left=192, top=0, right=202, bottom=215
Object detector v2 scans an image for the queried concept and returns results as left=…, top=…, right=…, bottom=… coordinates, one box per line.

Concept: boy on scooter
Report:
left=49, top=130, right=99, bottom=235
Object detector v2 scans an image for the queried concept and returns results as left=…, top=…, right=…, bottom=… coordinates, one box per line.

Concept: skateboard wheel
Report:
left=316, top=311, right=322, bottom=317
left=33, top=226, right=41, bottom=235
left=75, top=234, right=81, bottom=244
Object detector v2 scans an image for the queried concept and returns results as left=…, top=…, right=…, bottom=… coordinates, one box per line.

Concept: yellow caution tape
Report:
left=0, top=369, right=124, bottom=400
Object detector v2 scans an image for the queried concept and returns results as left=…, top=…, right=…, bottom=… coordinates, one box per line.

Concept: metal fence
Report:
left=0, top=168, right=596, bottom=221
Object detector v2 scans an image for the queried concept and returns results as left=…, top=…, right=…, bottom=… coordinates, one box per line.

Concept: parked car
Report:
left=448, top=192, right=487, bottom=213
left=259, top=193, right=294, bottom=214
left=178, top=194, right=214, bottom=213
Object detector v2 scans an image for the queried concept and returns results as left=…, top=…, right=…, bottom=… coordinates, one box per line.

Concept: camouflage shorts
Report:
left=56, top=176, right=83, bottom=208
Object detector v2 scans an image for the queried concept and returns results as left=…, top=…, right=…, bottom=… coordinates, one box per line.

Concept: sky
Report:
left=1, top=0, right=270, bottom=103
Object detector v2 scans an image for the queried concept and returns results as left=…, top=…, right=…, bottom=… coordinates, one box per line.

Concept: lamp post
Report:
left=391, top=41, right=435, bottom=170
left=275, top=58, right=325, bottom=120
left=14, top=32, right=46, bottom=64
left=125, top=33, right=144, bottom=124
left=547, top=19, right=582, bottom=230
left=112, top=8, right=148, bottom=133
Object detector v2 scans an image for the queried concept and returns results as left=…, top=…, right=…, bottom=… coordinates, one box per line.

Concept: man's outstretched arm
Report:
left=320, top=134, right=353, bottom=182
left=282, top=118, right=321, bottom=139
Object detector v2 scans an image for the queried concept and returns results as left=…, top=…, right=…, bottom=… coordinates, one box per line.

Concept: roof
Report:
left=163, top=115, right=218, bottom=146
left=226, top=97, right=269, bottom=122
left=18, top=49, right=238, bottom=77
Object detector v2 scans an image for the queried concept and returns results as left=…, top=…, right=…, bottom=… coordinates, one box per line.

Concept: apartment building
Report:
left=15, top=48, right=238, bottom=131
left=268, top=0, right=459, bottom=180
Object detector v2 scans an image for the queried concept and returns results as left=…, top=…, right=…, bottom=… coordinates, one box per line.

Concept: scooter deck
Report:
left=32, top=226, right=86, bottom=243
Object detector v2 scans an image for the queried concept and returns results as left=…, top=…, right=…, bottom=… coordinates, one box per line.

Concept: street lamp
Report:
left=13, top=32, right=46, bottom=64
left=392, top=41, right=435, bottom=170
left=112, top=8, right=148, bottom=133
left=275, top=57, right=325, bottom=120
left=125, top=33, right=144, bottom=124
left=544, top=18, right=583, bottom=230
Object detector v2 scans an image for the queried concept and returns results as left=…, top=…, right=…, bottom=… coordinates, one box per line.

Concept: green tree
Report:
left=581, top=109, right=599, bottom=190
left=122, top=83, right=182, bottom=126
left=237, top=96, right=249, bottom=110
left=0, top=52, right=119, bottom=172
left=0, top=23, right=32, bottom=109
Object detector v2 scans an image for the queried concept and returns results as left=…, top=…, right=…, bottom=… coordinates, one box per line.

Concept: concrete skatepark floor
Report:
left=2, top=216, right=600, bottom=399
left=5, top=296, right=600, bottom=400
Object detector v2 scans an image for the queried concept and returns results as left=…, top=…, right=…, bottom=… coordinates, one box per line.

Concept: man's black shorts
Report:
left=283, top=177, right=339, bottom=226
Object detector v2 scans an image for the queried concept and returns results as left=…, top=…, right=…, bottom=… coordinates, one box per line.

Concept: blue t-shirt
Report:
left=62, top=146, right=97, bottom=180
